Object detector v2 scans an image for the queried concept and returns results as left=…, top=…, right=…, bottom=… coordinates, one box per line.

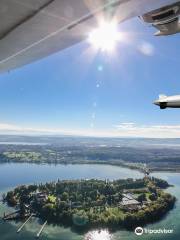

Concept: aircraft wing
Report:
left=0, top=0, right=178, bottom=73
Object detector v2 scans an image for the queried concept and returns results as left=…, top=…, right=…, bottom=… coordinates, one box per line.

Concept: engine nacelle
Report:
left=140, top=2, right=180, bottom=36
left=160, top=102, right=167, bottom=109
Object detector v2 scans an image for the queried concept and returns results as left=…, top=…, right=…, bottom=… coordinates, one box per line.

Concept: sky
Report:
left=0, top=17, right=180, bottom=138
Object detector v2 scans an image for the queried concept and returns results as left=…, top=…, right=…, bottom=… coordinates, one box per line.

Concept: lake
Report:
left=0, top=163, right=179, bottom=240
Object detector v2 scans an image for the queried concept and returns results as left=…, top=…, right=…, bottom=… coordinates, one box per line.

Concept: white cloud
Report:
left=114, top=122, right=180, bottom=138
left=118, top=122, right=135, bottom=125
left=0, top=122, right=77, bottom=135
left=116, top=122, right=135, bottom=128
left=0, top=122, right=179, bottom=138
left=0, top=123, right=22, bottom=131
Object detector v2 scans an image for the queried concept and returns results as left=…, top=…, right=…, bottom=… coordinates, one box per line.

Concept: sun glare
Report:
left=85, top=229, right=112, bottom=240
left=88, top=21, right=122, bottom=52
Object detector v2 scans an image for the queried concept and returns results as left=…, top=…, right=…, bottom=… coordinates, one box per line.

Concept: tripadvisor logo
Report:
left=135, top=227, right=144, bottom=235
left=135, top=227, right=174, bottom=235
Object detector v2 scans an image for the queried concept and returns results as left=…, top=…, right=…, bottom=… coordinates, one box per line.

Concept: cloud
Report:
left=0, top=121, right=179, bottom=138
left=0, top=123, right=22, bottom=131
left=114, top=122, right=180, bottom=138
left=115, top=122, right=135, bottom=129
left=0, top=122, right=104, bottom=137
left=0, top=122, right=75, bottom=135
left=118, top=122, right=135, bottom=125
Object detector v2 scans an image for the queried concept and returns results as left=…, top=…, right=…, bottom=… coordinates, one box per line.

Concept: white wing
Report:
left=0, top=0, right=178, bottom=73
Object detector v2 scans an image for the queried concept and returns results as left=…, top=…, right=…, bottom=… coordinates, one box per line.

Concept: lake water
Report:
left=0, top=163, right=179, bottom=240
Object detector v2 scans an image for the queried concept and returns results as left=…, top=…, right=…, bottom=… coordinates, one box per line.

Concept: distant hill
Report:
left=0, top=135, right=180, bottom=171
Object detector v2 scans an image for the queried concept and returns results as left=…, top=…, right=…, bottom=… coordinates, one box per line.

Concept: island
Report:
left=4, top=176, right=175, bottom=230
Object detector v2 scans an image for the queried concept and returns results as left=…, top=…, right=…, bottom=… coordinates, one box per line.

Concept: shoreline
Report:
left=0, top=160, right=180, bottom=173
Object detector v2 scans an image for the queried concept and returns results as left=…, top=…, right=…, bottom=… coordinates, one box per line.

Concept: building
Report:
left=35, top=192, right=48, bottom=204
left=119, top=193, right=141, bottom=211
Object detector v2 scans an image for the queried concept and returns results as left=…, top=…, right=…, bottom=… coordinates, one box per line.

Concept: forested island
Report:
left=5, top=176, right=175, bottom=230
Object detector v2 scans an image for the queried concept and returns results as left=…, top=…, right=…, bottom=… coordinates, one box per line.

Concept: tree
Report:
left=61, top=192, right=69, bottom=201
left=149, top=193, right=157, bottom=201
left=137, top=193, right=146, bottom=203
left=28, top=185, right=38, bottom=192
left=6, top=191, right=17, bottom=206
left=42, top=203, right=55, bottom=220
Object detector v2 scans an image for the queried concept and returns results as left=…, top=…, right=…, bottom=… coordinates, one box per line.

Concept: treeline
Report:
left=1, top=144, right=180, bottom=165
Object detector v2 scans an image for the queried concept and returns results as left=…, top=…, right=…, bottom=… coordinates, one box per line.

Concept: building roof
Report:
left=120, top=193, right=140, bottom=206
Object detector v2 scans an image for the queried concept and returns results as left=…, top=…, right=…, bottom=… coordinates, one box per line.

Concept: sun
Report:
left=88, top=21, right=122, bottom=52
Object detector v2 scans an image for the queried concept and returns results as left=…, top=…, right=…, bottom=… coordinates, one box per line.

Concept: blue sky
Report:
left=0, top=17, right=180, bottom=137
